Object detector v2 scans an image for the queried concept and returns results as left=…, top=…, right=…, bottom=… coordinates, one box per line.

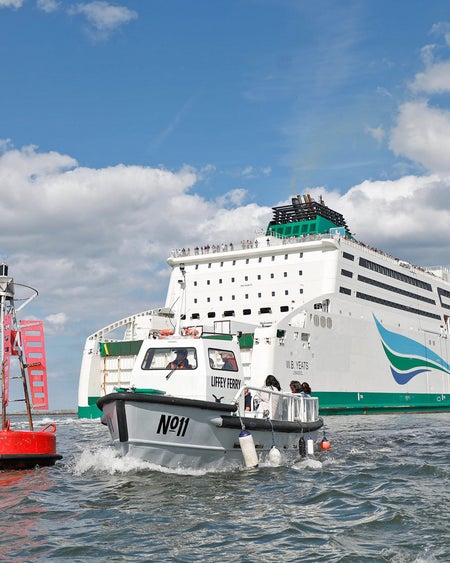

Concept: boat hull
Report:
left=98, top=393, right=324, bottom=470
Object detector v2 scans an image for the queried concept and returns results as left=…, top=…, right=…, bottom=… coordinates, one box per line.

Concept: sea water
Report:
left=0, top=412, right=448, bottom=562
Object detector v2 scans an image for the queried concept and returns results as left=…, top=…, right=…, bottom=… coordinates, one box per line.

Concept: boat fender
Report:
left=307, top=436, right=314, bottom=455
left=238, top=429, right=258, bottom=468
left=268, top=446, right=282, bottom=465
left=320, top=434, right=331, bottom=450
left=298, top=436, right=306, bottom=457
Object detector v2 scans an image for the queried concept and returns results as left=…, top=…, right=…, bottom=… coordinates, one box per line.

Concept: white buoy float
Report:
left=238, top=429, right=259, bottom=468
left=268, top=445, right=282, bottom=465
left=307, top=435, right=314, bottom=455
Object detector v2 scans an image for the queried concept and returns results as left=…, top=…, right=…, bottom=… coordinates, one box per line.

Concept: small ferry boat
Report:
left=0, top=264, right=62, bottom=469
left=97, top=286, right=324, bottom=470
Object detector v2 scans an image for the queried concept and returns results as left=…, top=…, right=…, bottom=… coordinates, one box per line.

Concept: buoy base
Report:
left=0, top=424, right=62, bottom=470
left=0, top=453, right=63, bottom=470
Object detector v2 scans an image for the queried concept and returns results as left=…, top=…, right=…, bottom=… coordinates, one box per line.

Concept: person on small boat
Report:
left=301, top=382, right=312, bottom=397
left=166, top=348, right=192, bottom=370
left=255, top=375, right=281, bottom=417
left=244, top=387, right=252, bottom=411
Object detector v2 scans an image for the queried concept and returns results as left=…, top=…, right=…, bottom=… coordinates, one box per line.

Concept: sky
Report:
left=2, top=0, right=450, bottom=410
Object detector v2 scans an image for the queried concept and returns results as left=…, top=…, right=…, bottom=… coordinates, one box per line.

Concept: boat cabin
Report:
left=128, top=329, right=245, bottom=404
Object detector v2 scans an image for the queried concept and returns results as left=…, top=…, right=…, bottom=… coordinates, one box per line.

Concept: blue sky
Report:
left=2, top=0, right=450, bottom=409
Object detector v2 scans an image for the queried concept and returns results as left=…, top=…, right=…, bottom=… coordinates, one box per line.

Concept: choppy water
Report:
left=0, top=412, right=448, bottom=562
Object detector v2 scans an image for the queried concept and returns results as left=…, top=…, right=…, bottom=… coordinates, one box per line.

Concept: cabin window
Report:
left=341, top=269, right=353, bottom=278
left=272, top=256, right=275, bottom=261
left=285, top=254, right=288, bottom=260
left=299, top=252, right=303, bottom=258
left=271, top=273, right=274, bottom=279
left=246, top=259, right=249, bottom=264
left=208, top=348, right=238, bottom=371
left=219, top=279, right=223, bottom=284
left=243, top=309, right=251, bottom=315
left=343, top=252, right=354, bottom=261
left=231, top=277, right=235, bottom=282
left=194, top=281, right=197, bottom=286
left=298, top=270, right=303, bottom=276
left=245, top=275, right=248, bottom=281
left=272, top=291, right=276, bottom=296
left=259, top=307, right=272, bottom=314
left=194, top=298, right=197, bottom=304
left=207, top=280, right=210, bottom=285
left=284, top=272, right=287, bottom=277
left=245, top=294, right=249, bottom=299
left=299, top=288, right=303, bottom=294
left=258, top=293, right=262, bottom=298
left=207, top=297, right=211, bottom=302
left=285, top=290, right=289, bottom=295
left=258, top=257, right=262, bottom=263
left=257, top=275, right=261, bottom=280
left=223, top=310, right=235, bottom=317
left=280, top=305, right=289, bottom=312
left=208, top=312, right=216, bottom=318
left=141, top=347, right=198, bottom=370
left=340, top=287, right=351, bottom=295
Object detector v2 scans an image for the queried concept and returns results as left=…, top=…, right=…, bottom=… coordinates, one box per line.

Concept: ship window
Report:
left=231, top=277, right=235, bottom=282
left=232, top=295, right=235, bottom=300
left=284, top=272, right=287, bottom=277
left=301, top=224, right=308, bottom=233
left=208, top=263, right=212, bottom=268
left=194, top=281, right=198, bottom=286
left=320, top=316, right=326, bottom=328
left=141, top=347, right=198, bottom=370
left=219, top=279, right=222, bottom=283
left=285, top=290, right=289, bottom=295
left=280, top=305, right=289, bottom=312
left=223, top=310, right=235, bottom=317
left=245, top=294, right=249, bottom=299
left=220, top=262, right=223, bottom=267
left=208, top=348, right=238, bottom=371
left=219, top=296, right=223, bottom=301
left=340, top=287, right=351, bottom=295
left=257, top=274, right=261, bottom=280
left=285, top=226, right=292, bottom=235
left=341, top=269, right=353, bottom=278
left=327, top=318, right=332, bottom=328
left=359, top=258, right=433, bottom=291
left=258, top=293, right=262, bottom=298
left=356, top=291, right=441, bottom=319
left=358, top=274, right=435, bottom=304
left=299, top=252, right=303, bottom=258
left=195, top=265, right=198, bottom=270
left=293, top=225, right=300, bottom=234
left=314, top=315, right=319, bottom=326
left=246, top=259, right=249, bottom=264
left=299, top=288, right=303, bottom=294
left=208, top=312, right=216, bottom=318
left=207, top=297, right=211, bottom=302
left=259, top=257, right=262, bottom=263
left=245, top=276, right=248, bottom=281
left=272, top=256, right=275, bottom=261
left=272, top=291, right=275, bottom=296
left=343, top=252, right=354, bottom=261
left=233, top=260, right=236, bottom=265
left=285, top=254, right=288, bottom=260
left=271, top=273, right=274, bottom=279
left=259, top=307, right=272, bottom=314
left=299, top=270, right=303, bottom=276
left=194, top=298, right=197, bottom=304
left=191, top=313, right=200, bottom=319
left=207, top=280, right=210, bottom=285
left=243, top=309, right=251, bottom=315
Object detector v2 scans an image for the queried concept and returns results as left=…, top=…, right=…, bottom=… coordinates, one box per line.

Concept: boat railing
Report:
left=232, top=386, right=319, bottom=423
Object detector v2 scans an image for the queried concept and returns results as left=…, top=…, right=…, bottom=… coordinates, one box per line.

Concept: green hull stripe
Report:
left=78, top=398, right=102, bottom=419
left=316, top=391, right=450, bottom=415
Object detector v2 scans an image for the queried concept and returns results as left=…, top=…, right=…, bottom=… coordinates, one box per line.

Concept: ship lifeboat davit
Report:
left=0, top=422, right=62, bottom=470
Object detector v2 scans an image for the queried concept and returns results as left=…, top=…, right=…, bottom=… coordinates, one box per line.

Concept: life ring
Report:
left=159, top=329, right=174, bottom=338
left=183, top=328, right=199, bottom=337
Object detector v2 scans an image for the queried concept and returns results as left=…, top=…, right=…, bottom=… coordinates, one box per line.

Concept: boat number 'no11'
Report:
left=157, top=415, right=190, bottom=437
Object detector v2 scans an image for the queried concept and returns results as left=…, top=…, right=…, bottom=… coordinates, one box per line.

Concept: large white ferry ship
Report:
left=78, top=194, right=450, bottom=418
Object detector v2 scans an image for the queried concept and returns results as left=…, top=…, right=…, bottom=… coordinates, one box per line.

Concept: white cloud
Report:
left=0, top=0, right=23, bottom=8
left=412, top=60, right=450, bottom=93
left=68, top=1, right=137, bottom=38
left=366, top=125, right=385, bottom=144
left=37, top=0, right=59, bottom=12
left=389, top=101, right=450, bottom=173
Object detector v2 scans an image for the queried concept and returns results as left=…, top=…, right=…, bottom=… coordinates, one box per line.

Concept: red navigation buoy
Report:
left=0, top=263, right=62, bottom=470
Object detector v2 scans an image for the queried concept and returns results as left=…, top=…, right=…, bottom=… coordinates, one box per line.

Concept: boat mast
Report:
left=0, top=263, right=13, bottom=429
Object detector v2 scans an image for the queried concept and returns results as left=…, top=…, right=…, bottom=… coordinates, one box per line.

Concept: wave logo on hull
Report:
left=373, top=315, right=450, bottom=384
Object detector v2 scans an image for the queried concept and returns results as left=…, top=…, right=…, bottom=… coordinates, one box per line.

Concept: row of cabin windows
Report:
left=340, top=269, right=436, bottom=305
left=343, top=251, right=432, bottom=291
left=339, top=286, right=441, bottom=319
left=190, top=305, right=290, bottom=319
left=192, top=288, right=304, bottom=304
left=193, top=253, right=304, bottom=269
left=194, top=271, right=303, bottom=286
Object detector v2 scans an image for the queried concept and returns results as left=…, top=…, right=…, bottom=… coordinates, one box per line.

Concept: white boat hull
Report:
left=98, top=393, right=324, bottom=470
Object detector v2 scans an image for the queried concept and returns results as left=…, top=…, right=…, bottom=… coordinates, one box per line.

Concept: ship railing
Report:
left=232, top=385, right=319, bottom=423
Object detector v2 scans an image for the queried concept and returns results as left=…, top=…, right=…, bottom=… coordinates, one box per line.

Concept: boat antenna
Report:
left=174, top=263, right=186, bottom=336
